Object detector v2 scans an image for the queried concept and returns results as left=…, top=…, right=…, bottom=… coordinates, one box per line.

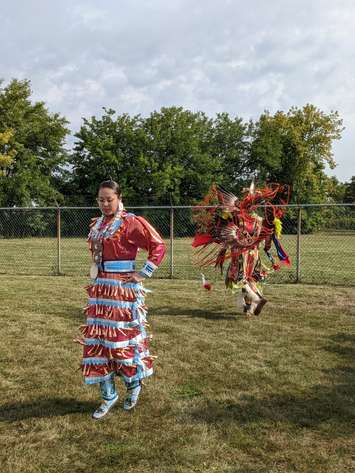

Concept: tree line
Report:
left=0, top=78, right=354, bottom=209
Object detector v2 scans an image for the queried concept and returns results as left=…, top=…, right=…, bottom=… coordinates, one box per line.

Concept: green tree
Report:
left=209, top=113, right=251, bottom=192
left=343, top=176, right=355, bottom=204
left=325, top=176, right=346, bottom=203
left=69, top=108, right=147, bottom=205
left=142, top=107, right=219, bottom=204
left=250, top=105, right=344, bottom=204
left=0, top=79, right=69, bottom=206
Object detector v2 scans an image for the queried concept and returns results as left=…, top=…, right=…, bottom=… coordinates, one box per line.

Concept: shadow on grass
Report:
left=0, top=398, right=97, bottom=422
left=59, top=304, right=240, bottom=322
left=190, top=331, right=355, bottom=436
left=329, top=332, right=355, bottom=345
left=152, top=305, right=238, bottom=320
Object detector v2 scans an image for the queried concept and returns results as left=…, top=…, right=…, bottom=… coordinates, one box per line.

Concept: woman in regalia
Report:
left=77, top=180, right=165, bottom=419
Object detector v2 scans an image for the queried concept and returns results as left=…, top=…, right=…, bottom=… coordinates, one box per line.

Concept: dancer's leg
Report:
left=123, top=379, right=142, bottom=411
left=92, top=376, right=119, bottom=420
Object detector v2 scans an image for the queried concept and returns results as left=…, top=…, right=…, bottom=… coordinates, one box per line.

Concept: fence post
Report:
left=296, top=206, right=302, bottom=283
left=56, top=207, right=61, bottom=275
left=169, top=206, right=174, bottom=279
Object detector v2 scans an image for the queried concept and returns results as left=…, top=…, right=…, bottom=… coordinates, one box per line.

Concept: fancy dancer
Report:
left=192, top=182, right=290, bottom=317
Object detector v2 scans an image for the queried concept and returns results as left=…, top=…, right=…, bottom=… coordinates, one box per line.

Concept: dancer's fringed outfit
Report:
left=78, top=210, right=165, bottom=416
left=192, top=183, right=291, bottom=317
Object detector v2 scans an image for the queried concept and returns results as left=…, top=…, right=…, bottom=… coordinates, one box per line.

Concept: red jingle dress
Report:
left=80, top=210, right=166, bottom=386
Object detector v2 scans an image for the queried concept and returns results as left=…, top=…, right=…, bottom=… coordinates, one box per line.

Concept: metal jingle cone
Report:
left=90, top=262, right=99, bottom=279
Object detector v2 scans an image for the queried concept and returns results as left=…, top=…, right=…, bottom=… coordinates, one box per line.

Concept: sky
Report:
left=1, top=0, right=354, bottom=181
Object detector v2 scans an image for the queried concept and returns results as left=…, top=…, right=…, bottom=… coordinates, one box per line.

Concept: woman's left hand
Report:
left=126, top=272, right=145, bottom=283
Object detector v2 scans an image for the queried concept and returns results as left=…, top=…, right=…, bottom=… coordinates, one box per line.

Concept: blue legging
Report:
left=99, top=377, right=140, bottom=401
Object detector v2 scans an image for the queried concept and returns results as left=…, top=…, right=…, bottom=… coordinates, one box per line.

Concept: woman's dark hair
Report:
left=98, top=180, right=122, bottom=198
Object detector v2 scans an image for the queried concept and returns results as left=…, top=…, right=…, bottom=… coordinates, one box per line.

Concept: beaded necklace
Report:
left=88, top=210, right=126, bottom=279
left=89, top=212, right=124, bottom=240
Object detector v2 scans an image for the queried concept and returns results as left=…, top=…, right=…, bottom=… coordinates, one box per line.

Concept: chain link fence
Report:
left=0, top=204, right=354, bottom=285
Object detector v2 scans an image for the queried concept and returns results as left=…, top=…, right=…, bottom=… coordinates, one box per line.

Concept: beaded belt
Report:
left=101, top=260, right=136, bottom=273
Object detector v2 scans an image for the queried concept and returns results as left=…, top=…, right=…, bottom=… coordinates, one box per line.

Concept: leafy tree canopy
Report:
left=250, top=104, right=344, bottom=203
left=0, top=79, right=69, bottom=206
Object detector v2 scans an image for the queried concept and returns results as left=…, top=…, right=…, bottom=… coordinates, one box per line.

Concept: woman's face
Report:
left=97, top=187, right=121, bottom=217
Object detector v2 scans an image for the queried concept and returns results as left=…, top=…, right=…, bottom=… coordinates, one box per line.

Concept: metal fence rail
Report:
left=0, top=204, right=354, bottom=285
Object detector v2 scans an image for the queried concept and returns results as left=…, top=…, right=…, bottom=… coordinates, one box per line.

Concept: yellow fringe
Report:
left=273, top=217, right=282, bottom=239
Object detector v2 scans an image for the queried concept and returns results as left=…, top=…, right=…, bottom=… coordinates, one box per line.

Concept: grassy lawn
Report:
left=0, top=276, right=354, bottom=473
left=0, top=232, right=354, bottom=285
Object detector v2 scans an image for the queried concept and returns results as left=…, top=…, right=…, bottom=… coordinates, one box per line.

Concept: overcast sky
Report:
left=1, top=0, right=354, bottom=181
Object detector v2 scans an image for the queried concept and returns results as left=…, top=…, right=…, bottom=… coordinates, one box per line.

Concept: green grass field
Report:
left=0, top=276, right=354, bottom=473
left=0, top=232, right=354, bottom=285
